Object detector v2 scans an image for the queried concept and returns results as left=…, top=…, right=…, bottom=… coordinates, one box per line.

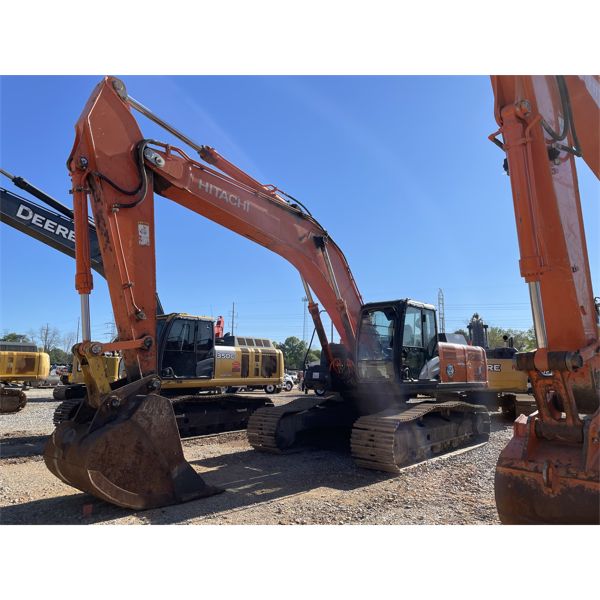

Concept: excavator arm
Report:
left=67, top=77, right=362, bottom=384
left=45, top=76, right=364, bottom=509
left=491, top=75, right=599, bottom=524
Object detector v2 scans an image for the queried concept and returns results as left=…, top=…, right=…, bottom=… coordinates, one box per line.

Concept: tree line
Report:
left=2, top=325, right=534, bottom=371
left=1, top=325, right=75, bottom=364
left=1, top=327, right=322, bottom=370
left=453, top=325, right=536, bottom=351
left=274, top=336, right=321, bottom=370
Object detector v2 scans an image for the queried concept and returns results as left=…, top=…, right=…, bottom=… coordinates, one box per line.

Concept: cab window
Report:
left=156, top=318, right=166, bottom=345
left=403, top=306, right=423, bottom=347
left=357, top=309, right=395, bottom=360
left=162, top=318, right=197, bottom=377
left=356, top=307, right=396, bottom=381
left=423, top=309, right=436, bottom=353
left=196, top=321, right=214, bottom=354
left=166, top=320, right=195, bottom=352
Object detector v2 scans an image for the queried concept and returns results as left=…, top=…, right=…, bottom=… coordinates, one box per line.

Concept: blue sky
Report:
left=1, top=75, right=598, bottom=345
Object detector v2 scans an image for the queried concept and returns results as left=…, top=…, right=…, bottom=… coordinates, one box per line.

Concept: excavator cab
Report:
left=356, top=300, right=439, bottom=384
left=158, top=315, right=216, bottom=380
left=350, top=299, right=490, bottom=472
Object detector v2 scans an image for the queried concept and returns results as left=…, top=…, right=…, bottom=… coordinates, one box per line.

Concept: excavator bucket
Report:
left=44, top=386, right=221, bottom=510
left=0, top=387, right=27, bottom=413
left=494, top=414, right=600, bottom=524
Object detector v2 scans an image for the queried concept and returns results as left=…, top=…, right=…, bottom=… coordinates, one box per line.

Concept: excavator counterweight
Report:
left=0, top=339, right=50, bottom=412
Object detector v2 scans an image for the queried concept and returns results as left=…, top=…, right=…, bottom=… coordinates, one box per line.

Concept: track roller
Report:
left=351, top=401, right=490, bottom=472
left=247, top=395, right=356, bottom=453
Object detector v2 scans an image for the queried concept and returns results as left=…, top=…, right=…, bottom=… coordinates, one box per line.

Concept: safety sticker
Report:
left=138, top=222, right=150, bottom=246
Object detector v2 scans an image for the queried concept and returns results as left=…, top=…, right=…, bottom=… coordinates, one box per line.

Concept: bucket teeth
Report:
left=44, top=393, right=221, bottom=509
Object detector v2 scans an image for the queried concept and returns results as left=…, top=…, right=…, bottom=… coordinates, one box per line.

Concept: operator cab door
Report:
left=195, top=320, right=215, bottom=379
left=356, top=307, right=397, bottom=382
left=400, top=305, right=437, bottom=380
left=160, top=317, right=215, bottom=379
left=161, top=318, right=196, bottom=378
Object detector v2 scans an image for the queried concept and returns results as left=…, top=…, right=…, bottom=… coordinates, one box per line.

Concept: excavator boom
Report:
left=491, top=75, right=599, bottom=524
left=68, top=77, right=362, bottom=376
left=44, top=77, right=364, bottom=508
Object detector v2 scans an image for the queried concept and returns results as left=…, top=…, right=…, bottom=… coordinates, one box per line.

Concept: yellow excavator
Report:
left=466, top=313, right=534, bottom=417
left=53, top=313, right=285, bottom=436
left=0, top=340, right=50, bottom=412
left=1, top=169, right=284, bottom=434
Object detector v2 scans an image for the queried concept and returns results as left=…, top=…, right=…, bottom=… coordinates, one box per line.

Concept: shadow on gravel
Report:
left=489, top=411, right=517, bottom=433
left=141, top=448, right=393, bottom=525
left=0, top=493, right=130, bottom=525
left=0, top=434, right=49, bottom=458
left=0, top=447, right=392, bottom=525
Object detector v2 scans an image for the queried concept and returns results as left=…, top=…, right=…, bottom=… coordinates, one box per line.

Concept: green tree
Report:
left=456, top=322, right=536, bottom=351
left=306, top=348, right=321, bottom=364
left=510, top=327, right=536, bottom=351
left=0, top=332, right=31, bottom=343
left=48, top=348, right=71, bottom=364
left=487, top=326, right=536, bottom=351
left=275, top=336, right=321, bottom=370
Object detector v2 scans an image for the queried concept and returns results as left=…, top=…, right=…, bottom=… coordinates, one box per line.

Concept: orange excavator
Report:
left=45, top=75, right=598, bottom=523
left=44, top=76, right=489, bottom=509
left=490, top=76, right=599, bottom=524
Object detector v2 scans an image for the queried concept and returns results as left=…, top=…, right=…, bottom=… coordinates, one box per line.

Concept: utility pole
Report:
left=437, top=288, right=445, bottom=333
left=229, top=302, right=238, bottom=336
left=104, top=321, right=117, bottom=341
left=75, top=317, right=80, bottom=343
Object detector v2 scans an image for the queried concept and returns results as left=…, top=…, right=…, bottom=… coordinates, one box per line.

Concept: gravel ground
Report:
left=0, top=388, right=515, bottom=525
left=0, top=388, right=60, bottom=435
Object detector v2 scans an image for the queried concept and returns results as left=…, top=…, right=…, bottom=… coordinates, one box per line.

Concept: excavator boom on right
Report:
left=491, top=76, right=599, bottom=524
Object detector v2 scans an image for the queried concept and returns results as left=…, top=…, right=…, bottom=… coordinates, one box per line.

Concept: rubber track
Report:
left=351, top=401, right=489, bottom=473
left=0, top=388, right=27, bottom=413
left=247, top=396, right=330, bottom=453
left=52, top=393, right=271, bottom=434
left=170, top=393, right=265, bottom=407
left=53, top=398, right=83, bottom=426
